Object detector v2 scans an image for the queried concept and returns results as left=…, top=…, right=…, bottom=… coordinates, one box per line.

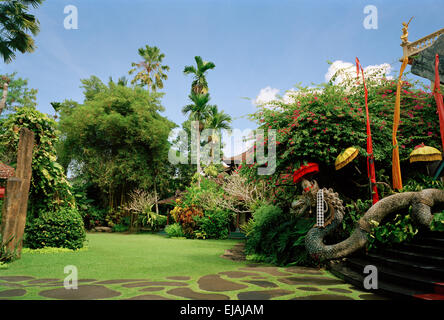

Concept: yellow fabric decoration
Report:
left=392, top=56, right=409, bottom=190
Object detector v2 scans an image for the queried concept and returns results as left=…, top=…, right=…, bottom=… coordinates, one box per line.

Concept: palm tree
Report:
left=129, top=45, right=170, bottom=92
left=183, top=56, right=215, bottom=94
left=0, top=0, right=42, bottom=116
left=182, top=92, right=211, bottom=187
left=0, top=0, right=42, bottom=63
left=206, top=105, right=232, bottom=163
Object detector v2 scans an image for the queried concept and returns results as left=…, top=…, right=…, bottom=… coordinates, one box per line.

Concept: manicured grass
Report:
left=1, top=233, right=245, bottom=280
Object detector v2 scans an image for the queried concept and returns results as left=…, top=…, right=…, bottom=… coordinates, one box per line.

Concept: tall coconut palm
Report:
left=182, top=92, right=211, bottom=187
left=129, top=45, right=170, bottom=92
left=206, top=105, right=232, bottom=163
left=183, top=56, right=215, bottom=94
left=0, top=0, right=42, bottom=116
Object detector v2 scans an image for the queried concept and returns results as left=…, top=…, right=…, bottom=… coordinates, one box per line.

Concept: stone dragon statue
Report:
left=292, top=179, right=444, bottom=261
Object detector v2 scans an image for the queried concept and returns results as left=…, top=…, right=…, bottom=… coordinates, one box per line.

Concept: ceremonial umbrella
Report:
left=335, top=147, right=359, bottom=170
left=409, top=145, right=442, bottom=163
left=293, top=163, right=319, bottom=184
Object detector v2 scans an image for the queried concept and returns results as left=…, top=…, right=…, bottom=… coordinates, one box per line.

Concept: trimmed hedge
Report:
left=25, top=207, right=86, bottom=250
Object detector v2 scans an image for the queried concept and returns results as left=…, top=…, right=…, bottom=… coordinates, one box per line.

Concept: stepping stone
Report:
left=219, top=271, right=259, bottom=279
left=0, top=276, right=34, bottom=282
left=126, top=294, right=171, bottom=300
left=237, top=289, right=293, bottom=300
left=198, top=275, right=248, bottom=292
left=122, top=281, right=188, bottom=288
left=166, top=276, right=191, bottom=281
left=359, top=293, right=388, bottom=300
left=46, top=279, right=98, bottom=287
left=243, top=280, right=278, bottom=288
left=167, top=288, right=230, bottom=300
left=328, top=288, right=354, bottom=294
left=297, top=287, right=322, bottom=292
left=291, top=294, right=355, bottom=300
left=139, top=287, right=164, bottom=292
left=95, top=279, right=148, bottom=285
left=0, top=282, right=24, bottom=288
left=278, top=277, right=345, bottom=286
left=239, top=267, right=292, bottom=277
left=0, top=289, right=27, bottom=297
left=39, top=285, right=121, bottom=300
left=27, top=279, right=59, bottom=284
left=284, top=267, right=324, bottom=275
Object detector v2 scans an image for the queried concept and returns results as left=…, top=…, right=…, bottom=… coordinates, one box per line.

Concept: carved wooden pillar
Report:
left=1, top=177, right=23, bottom=252
left=14, top=128, right=35, bottom=257
left=0, top=128, right=34, bottom=258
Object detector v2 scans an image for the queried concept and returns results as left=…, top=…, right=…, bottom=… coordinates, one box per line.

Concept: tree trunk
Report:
left=196, top=121, right=201, bottom=188
left=0, top=78, right=9, bottom=116
left=154, top=178, right=159, bottom=215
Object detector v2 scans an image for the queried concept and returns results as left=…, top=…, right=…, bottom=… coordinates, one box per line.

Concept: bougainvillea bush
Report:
left=241, top=72, right=441, bottom=203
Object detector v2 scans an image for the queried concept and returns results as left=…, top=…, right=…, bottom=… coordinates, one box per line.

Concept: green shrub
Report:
left=165, top=223, right=185, bottom=238
left=367, top=211, right=418, bottom=251
left=112, top=223, right=129, bottom=233
left=25, top=207, right=86, bottom=250
left=0, top=233, right=17, bottom=263
left=431, top=211, right=444, bottom=232
left=194, top=209, right=234, bottom=239
left=245, top=204, right=315, bottom=266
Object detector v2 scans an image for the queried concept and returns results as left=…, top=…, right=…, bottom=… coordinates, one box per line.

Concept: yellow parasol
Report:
left=335, top=147, right=359, bottom=170
left=409, top=145, right=442, bottom=163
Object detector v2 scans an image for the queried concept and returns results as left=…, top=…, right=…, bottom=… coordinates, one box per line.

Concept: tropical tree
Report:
left=206, top=105, right=232, bottom=162
left=129, top=45, right=170, bottom=92
left=183, top=56, right=215, bottom=94
left=0, top=72, right=37, bottom=115
left=58, top=76, right=176, bottom=210
left=182, top=92, right=212, bottom=187
left=0, top=0, right=43, bottom=63
left=0, top=0, right=42, bottom=116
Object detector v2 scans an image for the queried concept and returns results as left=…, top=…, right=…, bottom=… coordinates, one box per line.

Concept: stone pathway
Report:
left=0, top=263, right=387, bottom=300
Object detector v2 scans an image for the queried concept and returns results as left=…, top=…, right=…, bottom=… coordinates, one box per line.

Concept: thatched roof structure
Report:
left=0, top=162, right=15, bottom=179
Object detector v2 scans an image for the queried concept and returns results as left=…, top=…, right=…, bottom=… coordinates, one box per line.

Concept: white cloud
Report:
left=325, top=60, right=393, bottom=85
left=252, top=86, right=280, bottom=106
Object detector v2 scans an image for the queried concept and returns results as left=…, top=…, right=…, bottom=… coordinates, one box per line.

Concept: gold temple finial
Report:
left=401, top=16, right=414, bottom=44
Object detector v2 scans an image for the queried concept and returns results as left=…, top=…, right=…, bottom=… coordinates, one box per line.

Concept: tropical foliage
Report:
left=129, top=45, right=170, bottom=92
left=0, top=107, right=74, bottom=217
left=57, top=76, right=176, bottom=210
left=0, top=0, right=43, bottom=63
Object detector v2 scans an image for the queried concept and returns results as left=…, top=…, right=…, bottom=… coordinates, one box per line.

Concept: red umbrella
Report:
left=293, top=163, right=319, bottom=184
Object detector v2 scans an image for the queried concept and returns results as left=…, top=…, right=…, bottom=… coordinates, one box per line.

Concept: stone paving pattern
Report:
left=0, top=264, right=387, bottom=300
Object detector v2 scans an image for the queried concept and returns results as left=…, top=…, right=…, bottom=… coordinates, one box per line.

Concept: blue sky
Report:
left=2, top=0, right=443, bottom=156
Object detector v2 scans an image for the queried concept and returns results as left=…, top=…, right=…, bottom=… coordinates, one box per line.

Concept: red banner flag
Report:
left=356, top=58, right=379, bottom=204
left=433, top=54, right=444, bottom=152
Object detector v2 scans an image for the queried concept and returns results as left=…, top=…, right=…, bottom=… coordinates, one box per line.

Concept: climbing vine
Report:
left=0, top=107, right=74, bottom=217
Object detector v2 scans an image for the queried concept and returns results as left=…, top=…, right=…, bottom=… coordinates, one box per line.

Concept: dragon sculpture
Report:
left=292, top=179, right=444, bottom=261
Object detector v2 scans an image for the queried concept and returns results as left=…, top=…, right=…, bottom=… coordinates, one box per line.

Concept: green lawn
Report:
left=1, top=233, right=244, bottom=280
